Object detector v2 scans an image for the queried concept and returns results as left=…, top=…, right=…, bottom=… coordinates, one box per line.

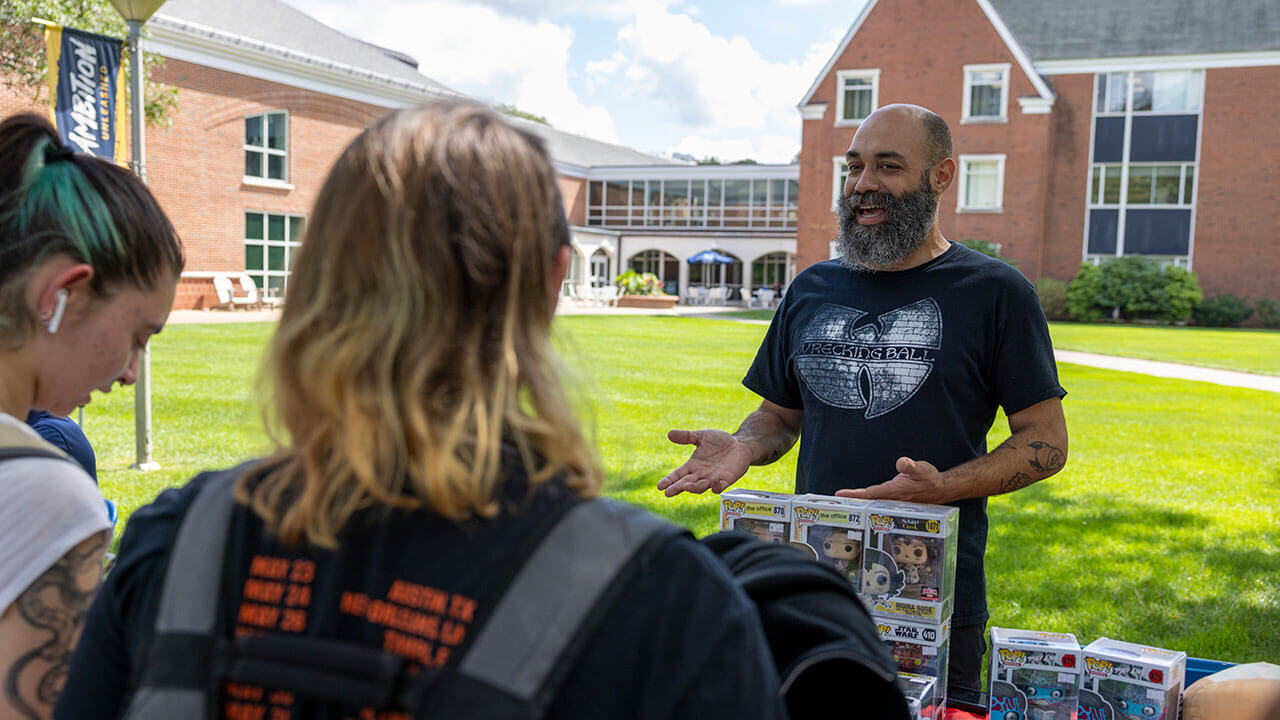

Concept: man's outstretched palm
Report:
left=657, top=429, right=752, bottom=497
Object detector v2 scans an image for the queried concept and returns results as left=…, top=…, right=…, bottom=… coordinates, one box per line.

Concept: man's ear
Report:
left=931, top=158, right=956, bottom=194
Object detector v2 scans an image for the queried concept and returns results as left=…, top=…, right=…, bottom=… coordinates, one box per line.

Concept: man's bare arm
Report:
left=658, top=400, right=803, bottom=496
left=838, top=397, right=1067, bottom=505
left=0, top=530, right=109, bottom=720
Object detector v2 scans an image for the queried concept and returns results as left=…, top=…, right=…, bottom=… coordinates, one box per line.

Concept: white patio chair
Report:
left=230, top=273, right=263, bottom=310
left=598, top=285, right=619, bottom=307
left=754, top=289, right=775, bottom=308
left=211, top=275, right=235, bottom=310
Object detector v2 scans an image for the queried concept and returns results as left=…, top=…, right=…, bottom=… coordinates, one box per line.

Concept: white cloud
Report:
left=284, top=0, right=621, bottom=143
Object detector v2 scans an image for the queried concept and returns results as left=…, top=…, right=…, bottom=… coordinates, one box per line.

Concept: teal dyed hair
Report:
left=0, top=113, right=183, bottom=346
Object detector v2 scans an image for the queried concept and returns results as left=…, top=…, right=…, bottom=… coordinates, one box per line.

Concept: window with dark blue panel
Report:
left=1093, top=117, right=1125, bottom=162
left=1130, top=116, right=1198, bottom=162
left=1088, top=209, right=1119, bottom=255
left=1123, top=210, right=1191, bottom=255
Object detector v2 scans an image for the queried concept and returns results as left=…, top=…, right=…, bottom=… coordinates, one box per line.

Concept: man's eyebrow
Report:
left=846, top=149, right=908, bottom=162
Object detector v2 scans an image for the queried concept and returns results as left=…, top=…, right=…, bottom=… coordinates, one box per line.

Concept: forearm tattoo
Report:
left=994, top=439, right=1066, bottom=494
left=1000, top=472, right=1035, bottom=493
left=5, top=534, right=107, bottom=718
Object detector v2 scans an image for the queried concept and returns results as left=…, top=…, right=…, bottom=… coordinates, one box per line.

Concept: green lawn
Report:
left=1048, top=322, right=1280, bottom=376
left=82, top=317, right=1279, bottom=666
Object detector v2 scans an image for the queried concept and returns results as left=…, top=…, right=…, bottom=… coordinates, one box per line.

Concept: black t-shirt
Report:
left=56, top=464, right=786, bottom=720
left=743, top=243, right=1065, bottom=626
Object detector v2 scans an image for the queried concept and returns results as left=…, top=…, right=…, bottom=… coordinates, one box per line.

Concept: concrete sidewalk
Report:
left=166, top=307, right=1280, bottom=393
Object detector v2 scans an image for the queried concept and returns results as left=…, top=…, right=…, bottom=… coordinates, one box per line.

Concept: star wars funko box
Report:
left=1081, top=637, right=1186, bottom=720
left=988, top=627, right=1083, bottom=720
left=718, top=489, right=791, bottom=546
left=790, top=493, right=871, bottom=587
left=878, top=615, right=951, bottom=710
left=862, top=500, right=958, bottom=622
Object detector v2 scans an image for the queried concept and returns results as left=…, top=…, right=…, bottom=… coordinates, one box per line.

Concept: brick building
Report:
left=797, top=0, right=1280, bottom=302
left=3, top=0, right=798, bottom=309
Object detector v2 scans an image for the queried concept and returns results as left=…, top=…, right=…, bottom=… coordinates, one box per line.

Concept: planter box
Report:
left=616, top=294, right=679, bottom=309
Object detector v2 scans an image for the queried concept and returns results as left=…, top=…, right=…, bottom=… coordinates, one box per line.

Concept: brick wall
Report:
left=1193, top=66, right=1280, bottom=302
left=799, top=0, right=1055, bottom=278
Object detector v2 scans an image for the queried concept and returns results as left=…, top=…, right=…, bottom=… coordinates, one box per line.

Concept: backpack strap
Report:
left=409, top=497, right=686, bottom=717
left=0, top=421, right=72, bottom=463
left=122, top=464, right=246, bottom=720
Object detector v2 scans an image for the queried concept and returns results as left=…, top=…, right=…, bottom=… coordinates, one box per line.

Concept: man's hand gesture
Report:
left=657, top=429, right=752, bottom=497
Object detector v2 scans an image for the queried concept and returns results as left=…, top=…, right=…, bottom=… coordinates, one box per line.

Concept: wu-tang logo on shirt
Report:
left=793, top=300, right=941, bottom=418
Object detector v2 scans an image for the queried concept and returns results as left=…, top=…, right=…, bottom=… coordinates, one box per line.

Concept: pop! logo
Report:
left=998, top=648, right=1028, bottom=666
left=723, top=500, right=746, bottom=517
left=869, top=514, right=895, bottom=532
left=1085, top=657, right=1114, bottom=676
left=794, top=507, right=820, bottom=523
left=877, top=623, right=891, bottom=637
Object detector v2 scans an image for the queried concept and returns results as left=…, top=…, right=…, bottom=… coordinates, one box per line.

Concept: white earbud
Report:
left=46, top=288, right=68, bottom=334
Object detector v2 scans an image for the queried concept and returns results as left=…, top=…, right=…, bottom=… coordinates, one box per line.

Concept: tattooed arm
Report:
left=0, top=531, right=109, bottom=720
left=659, top=399, right=804, bottom=497
left=837, top=397, right=1068, bottom=504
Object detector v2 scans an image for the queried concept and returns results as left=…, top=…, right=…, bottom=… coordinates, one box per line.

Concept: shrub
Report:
left=1066, top=263, right=1105, bottom=321
left=1066, top=257, right=1202, bottom=323
left=1034, top=278, right=1070, bottom=321
left=1252, top=297, right=1280, bottom=329
left=1192, top=294, right=1254, bottom=327
left=613, top=270, right=666, bottom=296
left=961, top=238, right=1017, bottom=266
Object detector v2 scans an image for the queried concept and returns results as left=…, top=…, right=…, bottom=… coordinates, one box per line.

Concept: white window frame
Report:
left=834, top=69, right=879, bottom=127
left=831, top=156, right=849, bottom=211
left=244, top=211, right=303, bottom=297
left=956, top=154, right=1006, bottom=213
left=244, top=110, right=289, bottom=184
left=962, top=64, right=1010, bottom=123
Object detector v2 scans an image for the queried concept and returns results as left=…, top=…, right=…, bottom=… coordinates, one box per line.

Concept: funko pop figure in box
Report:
left=860, top=546, right=904, bottom=604
left=1102, top=679, right=1163, bottom=720
left=736, top=518, right=787, bottom=545
left=989, top=680, right=1027, bottom=720
left=890, top=534, right=934, bottom=597
left=819, top=527, right=862, bottom=576
left=1016, top=668, right=1073, bottom=720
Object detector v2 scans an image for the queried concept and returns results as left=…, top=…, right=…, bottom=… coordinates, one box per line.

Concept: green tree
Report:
left=1, top=0, right=178, bottom=127
left=960, top=238, right=1017, bottom=267
left=1066, top=262, right=1105, bottom=321
left=495, top=103, right=549, bottom=126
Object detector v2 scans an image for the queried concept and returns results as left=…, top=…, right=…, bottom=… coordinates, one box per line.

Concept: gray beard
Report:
left=835, top=175, right=937, bottom=270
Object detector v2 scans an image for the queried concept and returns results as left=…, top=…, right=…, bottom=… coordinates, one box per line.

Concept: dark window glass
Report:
left=1127, top=167, right=1153, bottom=204
left=268, top=214, right=286, bottom=241
left=267, top=113, right=286, bottom=150
left=1152, top=167, right=1181, bottom=204
left=1183, top=167, right=1195, bottom=204
left=605, top=181, right=629, bottom=205
left=589, top=181, right=603, bottom=206
left=245, top=213, right=264, bottom=240
left=724, top=180, right=750, bottom=205
left=289, top=216, right=305, bottom=243
left=245, top=116, right=263, bottom=146
left=971, top=84, right=1002, bottom=117
left=268, top=154, right=285, bottom=181
left=245, top=244, right=264, bottom=271
left=245, top=151, right=262, bottom=178
left=268, top=245, right=286, bottom=271
left=1104, top=167, right=1122, bottom=204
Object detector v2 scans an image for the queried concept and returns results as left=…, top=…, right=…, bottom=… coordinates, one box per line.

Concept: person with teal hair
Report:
left=0, top=112, right=183, bottom=719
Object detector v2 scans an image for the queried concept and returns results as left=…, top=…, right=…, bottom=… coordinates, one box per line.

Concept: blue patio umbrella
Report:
left=687, top=249, right=735, bottom=264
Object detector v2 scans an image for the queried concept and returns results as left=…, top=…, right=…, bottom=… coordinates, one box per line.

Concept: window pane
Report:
left=771, top=179, right=787, bottom=204
left=289, top=216, right=304, bottom=243
left=708, top=180, right=723, bottom=205
left=752, top=179, right=769, bottom=204
left=1107, top=73, right=1127, bottom=112
left=245, top=213, right=264, bottom=240
left=1131, top=72, right=1153, bottom=112
left=589, top=181, right=602, bottom=206
left=787, top=180, right=799, bottom=202
left=971, top=84, right=1002, bottom=117
left=1183, top=166, right=1195, bottom=204
left=1152, top=72, right=1188, bottom=113
left=1090, top=167, right=1102, bottom=204
left=245, top=150, right=262, bottom=178
left=268, top=214, right=286, bottom=241
left=1127, top=168, right=1153, bottom=203
left=268, top=154, right=285, bottom=181
left=605, top=180, right=629, bottom=205
left=245, top=244, right=264, bottom=271
left=245, top=116, right=262, bottom=147
left=1095, top=74, right=1108, bottom=113
left=1186, top=71, right=1202, bottom=112
left=1152, top=166, right=1181, bottom=204
left=723, top=180, right=750, bottom=205
left=964, top=163, right=998, bottom=207
left=267, top=113, right=286, bottom=150
left=268, top=276, right=285, bottom=293
left=268, top=245, right=285, bottom=271
left=1104, top=167, right=1122, bottom=204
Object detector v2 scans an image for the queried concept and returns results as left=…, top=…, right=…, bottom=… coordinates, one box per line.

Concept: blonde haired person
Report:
left=58, top=102, right=784, bottom=719
left=0, top=113, right=183, bottom=719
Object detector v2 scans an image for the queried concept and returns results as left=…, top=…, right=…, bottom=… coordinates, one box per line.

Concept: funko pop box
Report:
left=879, top=615, right=952, bottom=711
left=1082, top=637, right=1186, bottom=720
left=898, top=673, right=944, bottom=720
left=718, top=489, right=791, bottom=545
left=988, top=627, right=1083, bottom=720
left=790, top=493, right=871, bottom=586
left=862, top=500, right=958, bottom=623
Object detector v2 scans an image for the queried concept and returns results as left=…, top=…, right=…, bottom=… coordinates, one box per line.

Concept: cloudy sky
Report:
left=282, top=0, right=869, bottom=163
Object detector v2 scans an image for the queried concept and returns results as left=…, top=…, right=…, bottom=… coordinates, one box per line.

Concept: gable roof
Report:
left=988, top=0, right=1280, bottom=61
left=150, top=0, right=460, bottom=105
